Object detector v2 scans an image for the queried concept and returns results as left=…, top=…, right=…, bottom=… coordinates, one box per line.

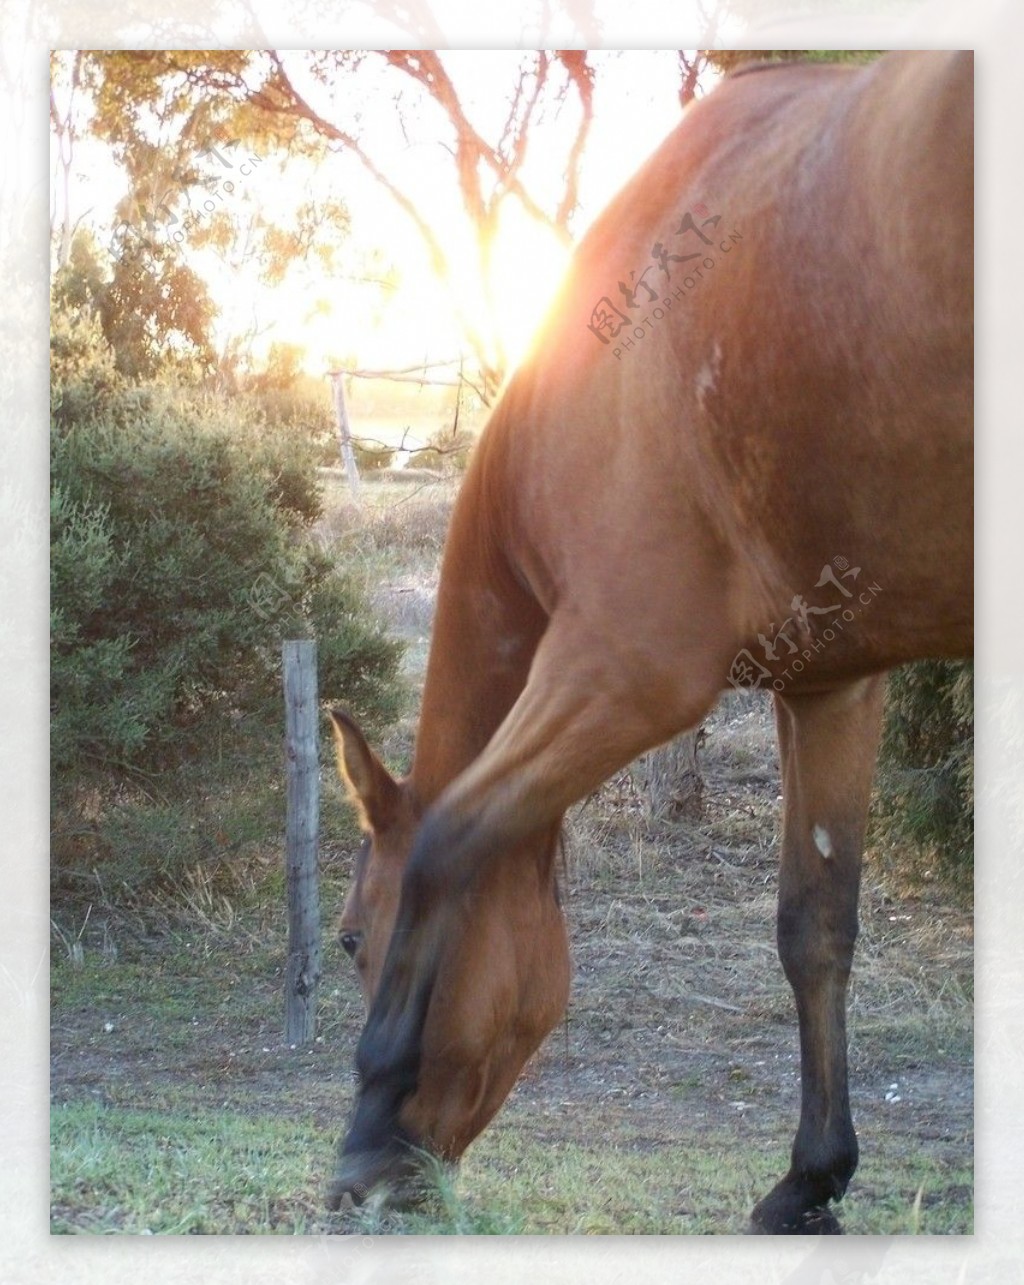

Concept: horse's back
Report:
left=480, top=51, right=972, bottom=681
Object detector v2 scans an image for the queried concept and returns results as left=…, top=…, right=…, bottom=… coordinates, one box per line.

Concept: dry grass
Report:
left=313, top=475, right=457, bottom=723
left=313, top=474, right=457, bottom=563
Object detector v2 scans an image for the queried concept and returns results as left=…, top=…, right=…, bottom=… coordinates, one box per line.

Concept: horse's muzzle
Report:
left=326, top=1135, right=443, bottom=1212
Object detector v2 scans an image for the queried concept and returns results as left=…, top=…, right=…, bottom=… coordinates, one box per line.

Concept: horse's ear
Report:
left=329, top=709, right=400, bottom=832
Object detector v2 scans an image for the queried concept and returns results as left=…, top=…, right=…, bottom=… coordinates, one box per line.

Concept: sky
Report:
left=53, top=51, right=722, bottom=381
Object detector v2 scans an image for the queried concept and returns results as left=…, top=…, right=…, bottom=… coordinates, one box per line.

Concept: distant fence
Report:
left=325, top=359, right=474, bottom=499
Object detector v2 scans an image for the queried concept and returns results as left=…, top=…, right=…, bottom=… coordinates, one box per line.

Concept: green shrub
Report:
left=239, top=346, right=398, bottom=475
left=49, top=300, right=124, bottom=430
left=242, top=384, right=337, bottom=473
left=219, top=397, right=325, bottom=527
left=49, top=286, right=407, bottom=921
left=51, top=381, right=403, bottom=783
left=50, top=486, right=164, bottom=769
left=873, top=660, right=973, bottom=891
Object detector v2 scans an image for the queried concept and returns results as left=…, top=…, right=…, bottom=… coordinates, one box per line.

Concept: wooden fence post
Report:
left=328, top=371, right=362, bottom=500
left=283, top=639, right=321, bottom=1046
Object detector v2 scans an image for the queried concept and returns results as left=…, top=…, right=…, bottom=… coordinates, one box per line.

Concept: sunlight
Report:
left=222, top=187, right=574, bottom=386
left=444, top=205, right=573, bottom=376
left=55, top=52, right=703, bottom=395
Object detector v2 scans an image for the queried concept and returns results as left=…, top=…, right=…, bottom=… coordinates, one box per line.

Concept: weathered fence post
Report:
left=634, top=726, right=705, bottom=824
left=283, top=639, right=321, bottom=1046
left=328, top=370, right=361, bottom=500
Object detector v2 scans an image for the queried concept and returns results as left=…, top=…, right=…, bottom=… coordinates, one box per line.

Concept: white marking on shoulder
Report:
left=695, top=340, right=723, bottom=412
left=813, top=825, right=834, bottom=860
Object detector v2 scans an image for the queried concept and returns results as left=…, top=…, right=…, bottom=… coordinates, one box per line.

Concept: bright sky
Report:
left=55, top=51, right=723, bottom=380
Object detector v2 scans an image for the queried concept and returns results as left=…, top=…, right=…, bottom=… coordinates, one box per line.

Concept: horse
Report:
left=326, top=49, right=973, bottom=1234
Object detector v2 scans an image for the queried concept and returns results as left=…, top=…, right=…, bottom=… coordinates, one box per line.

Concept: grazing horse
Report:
left=327, top=49, right=973, bottom=1233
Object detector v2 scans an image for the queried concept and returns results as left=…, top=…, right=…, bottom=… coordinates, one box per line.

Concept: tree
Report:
left=100, top=230, right=216, bottom=379
left=677, top=2, right=731, bottom=106
left=50, top=50, right=85, bottom=269
left=74, top=49, right=597, bottom=400
left=634, top=728, right=706, bottom=824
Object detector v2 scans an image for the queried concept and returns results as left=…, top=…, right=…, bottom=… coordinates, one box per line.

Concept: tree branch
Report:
left=264, top=53, right=503, bottom=397
left=553, top=49, right=594, bottom=231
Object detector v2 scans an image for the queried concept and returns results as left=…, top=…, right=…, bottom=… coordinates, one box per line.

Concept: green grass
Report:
left=50, top=791, right=972, bottom=1236
left=49, top=1096, right=973, bottom=1235
left=47, top=1099, right=782, bottom=1235
left=51, top=1103, right=324, bottom=1234
left=842, top=1148, right=973, bottom=1235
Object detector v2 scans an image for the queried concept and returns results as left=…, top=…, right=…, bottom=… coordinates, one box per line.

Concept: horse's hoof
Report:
left=325, top=1184, right=358, bottom=1213
left=751, top=1180, right=845, bottom=1235
left=749, top=1205, right=843, bottom=1235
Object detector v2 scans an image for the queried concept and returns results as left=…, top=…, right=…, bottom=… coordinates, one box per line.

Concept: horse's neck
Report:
left=410, top=448, right=546, bottom=808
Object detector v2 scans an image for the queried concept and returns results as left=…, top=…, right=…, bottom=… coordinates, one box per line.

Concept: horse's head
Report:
left=329, top=709, right=571, bottom=1199
left=331, top=710, right=418, bottom=1006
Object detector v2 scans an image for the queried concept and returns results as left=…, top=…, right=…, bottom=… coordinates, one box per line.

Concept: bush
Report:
left=49, top=283, right=408, bottom=924
left=238, top=355, right=396, bottom=475
left=49, top=300, right=124, bottom=430
left=51, top=382, right=403, bottom=782
left=873, top=660, right=973, bottom=891
left=50, top=486, right=164, bottom=769
left=352, top=439, right=396, bottom=472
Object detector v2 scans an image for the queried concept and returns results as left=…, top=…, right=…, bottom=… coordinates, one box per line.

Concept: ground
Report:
left=49, top=477, right=973, bottom=1236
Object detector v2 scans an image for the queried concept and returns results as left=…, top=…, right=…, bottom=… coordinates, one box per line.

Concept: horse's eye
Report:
left=340, top=931, right=362, bottom=960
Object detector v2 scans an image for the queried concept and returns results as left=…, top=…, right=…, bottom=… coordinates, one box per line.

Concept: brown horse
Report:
left=327, top=49, right=973, bottom=1233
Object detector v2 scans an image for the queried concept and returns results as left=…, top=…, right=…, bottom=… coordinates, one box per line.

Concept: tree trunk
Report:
left=635, top=726, right=705, bottom=823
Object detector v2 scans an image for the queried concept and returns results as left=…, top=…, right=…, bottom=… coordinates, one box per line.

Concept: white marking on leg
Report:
left=813, top=824, right=834, bottom=859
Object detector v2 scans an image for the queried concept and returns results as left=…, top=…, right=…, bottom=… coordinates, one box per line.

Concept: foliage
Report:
left=51, top=226, right=216, bottom=382
left=873, top=661, right=973, bottom=889
left=50, top=289, right=404, bottom=789
left=70, top=49, right=599, bottom=399
left=101, top=231, right=216, bottom=379
left=351, top=440, right=397, bottom=472
left=52, top=404, right=401, bottom=773
left=50, top=266, right=124, bottom=428
left=239, top=346, right=395, bottom=473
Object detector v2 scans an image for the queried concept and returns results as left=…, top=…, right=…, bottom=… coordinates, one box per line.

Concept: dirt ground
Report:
left=50, top=484, right=974, bottom=1234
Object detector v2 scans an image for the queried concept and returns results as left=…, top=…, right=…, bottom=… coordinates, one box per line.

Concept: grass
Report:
left=50, top=849, right=973, bottom=1236
left=51, top=1103, right=325, bottom=1235
left=50, top=1096, right=972, bottom=1236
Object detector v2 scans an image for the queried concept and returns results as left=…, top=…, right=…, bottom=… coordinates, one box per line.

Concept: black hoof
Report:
left=751, top=1179, right=845, bottom=1235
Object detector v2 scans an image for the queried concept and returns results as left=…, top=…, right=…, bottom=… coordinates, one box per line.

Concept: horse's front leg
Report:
left=751, top=676, right=886, bottom=1234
